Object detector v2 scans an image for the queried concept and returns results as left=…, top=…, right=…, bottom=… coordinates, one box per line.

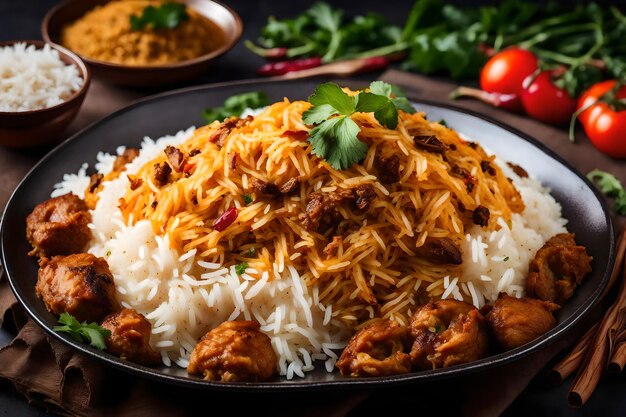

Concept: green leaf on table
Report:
left=588, top=169, right=626, bottom=215
left=130, top=2, right=189, bottom=31
left=53, top=312, right=110, bottom=350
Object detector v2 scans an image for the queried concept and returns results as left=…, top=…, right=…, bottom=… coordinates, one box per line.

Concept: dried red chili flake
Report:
left=282, top=130, right=309, bottom=141
left=213, top=207, right=238, bottom=232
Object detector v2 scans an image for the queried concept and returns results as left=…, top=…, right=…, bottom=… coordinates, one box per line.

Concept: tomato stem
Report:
left=569, top=99, right=597, bottom=143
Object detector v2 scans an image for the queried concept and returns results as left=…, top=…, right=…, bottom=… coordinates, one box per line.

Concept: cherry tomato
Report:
left=480, top=48, right=538, bottom=112
left=520, top=71, right=577, bottom=125
left=577, top=80, right=626, bottom=158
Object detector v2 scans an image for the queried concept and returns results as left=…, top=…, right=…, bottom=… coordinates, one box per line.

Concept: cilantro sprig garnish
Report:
left=302, top=82, right=415, bottom=170
left=235, top=261, right=248, bottom=275
left=130, top=2, right=189, bottom=31
left=53, top=312, right=110, bottom=350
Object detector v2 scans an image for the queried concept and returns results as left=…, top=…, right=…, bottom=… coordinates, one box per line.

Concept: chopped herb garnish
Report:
left=235, top=261, right=248, bottom=275
left=438, top=119, right=448, bottom=127
left=243, top=194, right=253, bottom=205
left=130, top=2, right=189, bottom=31
left=106, top=250, right=111, bottom=256
left=503, top=256, right=510, bottom=262
left=53, top=312, right=110, bottom=350
left=248, top=247, right=256, bottom=257
left=434, top=324, right=443, bottom=333
left=303, top=81, right=416, bottom=170
left=203, top=92, right=269, bottom=123
left=588, top=169, right=626, bottom=215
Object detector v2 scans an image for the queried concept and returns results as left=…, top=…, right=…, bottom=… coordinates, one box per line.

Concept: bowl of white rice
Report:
left=0, top=40, right=90, bottom=148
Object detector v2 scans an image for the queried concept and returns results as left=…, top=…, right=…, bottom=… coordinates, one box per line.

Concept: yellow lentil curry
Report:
left=61, top=0, right=226, bottom=66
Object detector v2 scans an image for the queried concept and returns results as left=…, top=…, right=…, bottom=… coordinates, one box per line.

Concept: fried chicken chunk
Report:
left=410, top=300, right=489, bottom=370
left=26, top=193, right=91, bottom=257
left=187, top=321, right=277, bottom=382
left=101, top=308, right=160, bottom=365
left=526, top=233, right=593, bottom=305
left=336, top=320, right=412, bottom=377
left=36, top=253, right=119, bottom=323
left=486, top=293, right=559, bottom=351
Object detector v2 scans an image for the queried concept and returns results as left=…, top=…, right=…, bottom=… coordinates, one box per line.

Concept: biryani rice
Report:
left=52, top=97, right=567, bottom=378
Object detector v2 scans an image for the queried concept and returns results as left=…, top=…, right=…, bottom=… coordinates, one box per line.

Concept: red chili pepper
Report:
left=359, top=56, right=390, bottom=72
left=449, top=86, right=520, bottom=112
left=257, top=57, right=323, bottom=76
left=183, top=163, right=195, bottom=174
left=213, top=207, right=238, bottom=232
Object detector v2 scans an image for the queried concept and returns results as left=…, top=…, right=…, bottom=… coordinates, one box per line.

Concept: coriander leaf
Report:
left=203, top=91, right=269, bottom=123
left=243, top=194, right=253, bottom=205
left=354, top=92, right=390, bottom=113
left=391, top=97, right=417, bottom=114
left=369, top=81, right=393, bottom=97
left=235, top=261, right=248, bottom=275
left=374, top=103, right=399, bottom=129
left=307, top=82, right=355, bottom=115
left=80, top=324, right=109, bottom=350
left=248, top=247, right=256, bottom=257
left=130, top=2, right=189, bottom=31
left=367, top=81, right=416, bottom=116
left=588, top=169, right=626, bottom=215
left=53, top=313, right=110, bottom=351
left=308, top=116, right=366, bottom=169
left=302, top=103, right=337, bottom=125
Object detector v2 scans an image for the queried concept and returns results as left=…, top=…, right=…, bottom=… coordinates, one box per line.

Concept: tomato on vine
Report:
left=575, top=80, right=626, bottom=158
left=521, top=70, right=577, bottom=125
left=480, top=48, right=539, bottom=112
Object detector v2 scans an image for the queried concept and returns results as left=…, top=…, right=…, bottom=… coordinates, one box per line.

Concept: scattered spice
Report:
left=413, top=134, right=447, bottom=154
left=473, top=205, right=490, bottom=227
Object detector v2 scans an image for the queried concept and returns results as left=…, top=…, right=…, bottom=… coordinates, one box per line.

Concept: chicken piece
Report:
left=187, top=320, right=277, bottom=382
left=336, top=320, right=412, bottom=377
left=486, top=293, right=559, bottom=351
left=415, top=237, right=462, bottom=265
left=26, top=193, right=92, bottom=258
left=36, top=253, right=119, bottom=323
left=101, top=308, right=160, bottom=365
left=526, top=233, right=593, bottom=305
left=410, top=300, right=489, bottom=370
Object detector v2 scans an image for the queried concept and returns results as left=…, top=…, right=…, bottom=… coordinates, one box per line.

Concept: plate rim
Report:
left=0, top=79, right=616, bottom=391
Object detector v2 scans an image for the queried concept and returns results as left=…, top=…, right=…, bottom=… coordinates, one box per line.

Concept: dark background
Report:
left=1, top=1, right=625, bottom=416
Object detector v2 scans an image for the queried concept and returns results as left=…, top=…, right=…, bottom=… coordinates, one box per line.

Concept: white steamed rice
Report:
left=0, top=42, right=84, bottom=112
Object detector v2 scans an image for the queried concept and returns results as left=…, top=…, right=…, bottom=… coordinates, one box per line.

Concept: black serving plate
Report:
left=0, top=79, right=615, bottom=391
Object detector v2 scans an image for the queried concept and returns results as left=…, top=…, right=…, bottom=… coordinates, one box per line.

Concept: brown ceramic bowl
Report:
left=0, top=40, right=90, bottom=148
left=42, top=0, right=243, bottom=87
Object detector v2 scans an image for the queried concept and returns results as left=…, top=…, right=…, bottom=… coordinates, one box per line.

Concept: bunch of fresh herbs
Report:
left=247, top=0, right=626, bottom=91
